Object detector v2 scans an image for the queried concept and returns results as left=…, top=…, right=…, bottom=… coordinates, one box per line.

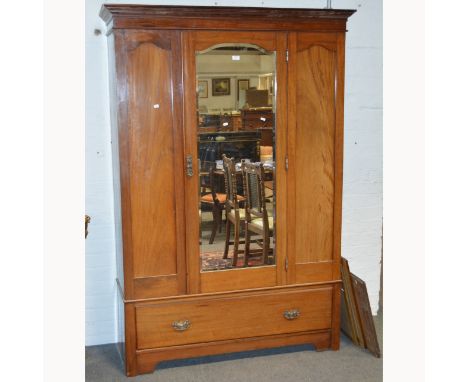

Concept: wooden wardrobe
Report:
left=100, top=4, right=355, bottom=376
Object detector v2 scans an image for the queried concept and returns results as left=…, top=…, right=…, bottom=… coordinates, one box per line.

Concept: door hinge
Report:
left=285, top=156, right=289, bottom=171
left=286, top=49, right=289, bottom=62
left=186, top=155, right=193, bottom=177
left=285, top=257, right=289, bottom=272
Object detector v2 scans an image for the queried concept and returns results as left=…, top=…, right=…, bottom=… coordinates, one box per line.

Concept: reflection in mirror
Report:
left=196, top=44, right=276, bottom=272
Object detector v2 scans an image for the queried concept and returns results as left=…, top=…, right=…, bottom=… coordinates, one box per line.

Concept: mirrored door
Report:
left=183, top=31, right=288, bottom=294
left=196, top=43, right=277, bottom=272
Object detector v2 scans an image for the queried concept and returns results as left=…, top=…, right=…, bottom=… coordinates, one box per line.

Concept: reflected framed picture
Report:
left=198, top=80, right=208, bottom=98
left=212, top=78, right=230, bottom=96
left=237, top=79, right=250, bottom=100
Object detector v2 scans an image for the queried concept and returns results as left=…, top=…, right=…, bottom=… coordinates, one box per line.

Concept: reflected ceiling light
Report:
left=232, top=55, right=240, bottom=61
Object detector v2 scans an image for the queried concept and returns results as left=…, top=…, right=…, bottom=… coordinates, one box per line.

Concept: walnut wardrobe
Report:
left=100, top=4, right=355, bottom=376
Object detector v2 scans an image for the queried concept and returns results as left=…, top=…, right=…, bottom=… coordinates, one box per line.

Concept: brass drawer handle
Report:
left=172, top=319, right=191, bottom=331
left=283, top=309, right=300, bottom=320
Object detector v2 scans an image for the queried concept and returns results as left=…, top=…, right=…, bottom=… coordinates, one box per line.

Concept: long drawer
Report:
left=135, top=287, right=333, bottom=350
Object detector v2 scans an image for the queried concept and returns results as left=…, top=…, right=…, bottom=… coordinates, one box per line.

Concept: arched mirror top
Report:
left=196, top=43, right=272, bottom=56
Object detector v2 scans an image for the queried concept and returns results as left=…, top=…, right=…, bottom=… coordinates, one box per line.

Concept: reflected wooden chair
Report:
left=222, top=154, right=246, bottom=266
left=260, top=145, right=273, bottom=163
left=200, top=166, right=226, bottom=244
left=242, top=162, right=273, bottom=266
left=260, top=145, right=274, bottom=200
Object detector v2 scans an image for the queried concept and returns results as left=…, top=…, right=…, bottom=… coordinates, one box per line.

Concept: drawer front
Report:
left=135, top=287, right=333, bottom=350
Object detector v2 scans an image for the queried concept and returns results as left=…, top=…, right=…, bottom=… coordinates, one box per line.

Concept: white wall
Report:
left=85, top=0, right=117, bottom=346
left=197, top=54, right=273, bottom=111
left=85, top=0, right=382, bottom=346
left=197, top=76, right=256, bottom=111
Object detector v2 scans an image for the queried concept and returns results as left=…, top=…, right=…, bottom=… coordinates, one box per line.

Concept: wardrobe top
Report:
left=100, top=5, right=355, bottom=32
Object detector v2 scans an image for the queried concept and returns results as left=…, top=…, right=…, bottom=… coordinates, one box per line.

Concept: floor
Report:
left=85, top=315, right=382, bottom=382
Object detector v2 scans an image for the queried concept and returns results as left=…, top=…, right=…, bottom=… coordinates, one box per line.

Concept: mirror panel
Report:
left=196, top=44, right=277, bottom=272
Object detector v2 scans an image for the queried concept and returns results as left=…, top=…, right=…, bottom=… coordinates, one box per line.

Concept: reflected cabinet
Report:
left=100, top=4, right=355, bottom=376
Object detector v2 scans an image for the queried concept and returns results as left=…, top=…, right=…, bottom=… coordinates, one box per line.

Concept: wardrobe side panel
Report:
left=290, top=33, right=340, bottom=284
left=123, top=30, right=186, bottom=299
left=295, top=42, right=336, bottom=264
left=127, top=39, right=176, bottom=277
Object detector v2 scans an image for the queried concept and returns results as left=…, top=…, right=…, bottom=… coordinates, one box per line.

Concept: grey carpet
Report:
left=86, top=315, right=382, bottom=382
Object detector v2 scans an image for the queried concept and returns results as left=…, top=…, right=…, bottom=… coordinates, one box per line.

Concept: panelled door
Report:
left=286, top=32, right=345, bottom=285
left=182, top=31, right=289, bottom=294
left=119, top=30, right=187, bottom=299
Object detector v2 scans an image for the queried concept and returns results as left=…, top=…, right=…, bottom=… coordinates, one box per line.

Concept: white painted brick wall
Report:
left=86, top=0, right=117, bottom=346
left=85, top=0, right=382, bottom=345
